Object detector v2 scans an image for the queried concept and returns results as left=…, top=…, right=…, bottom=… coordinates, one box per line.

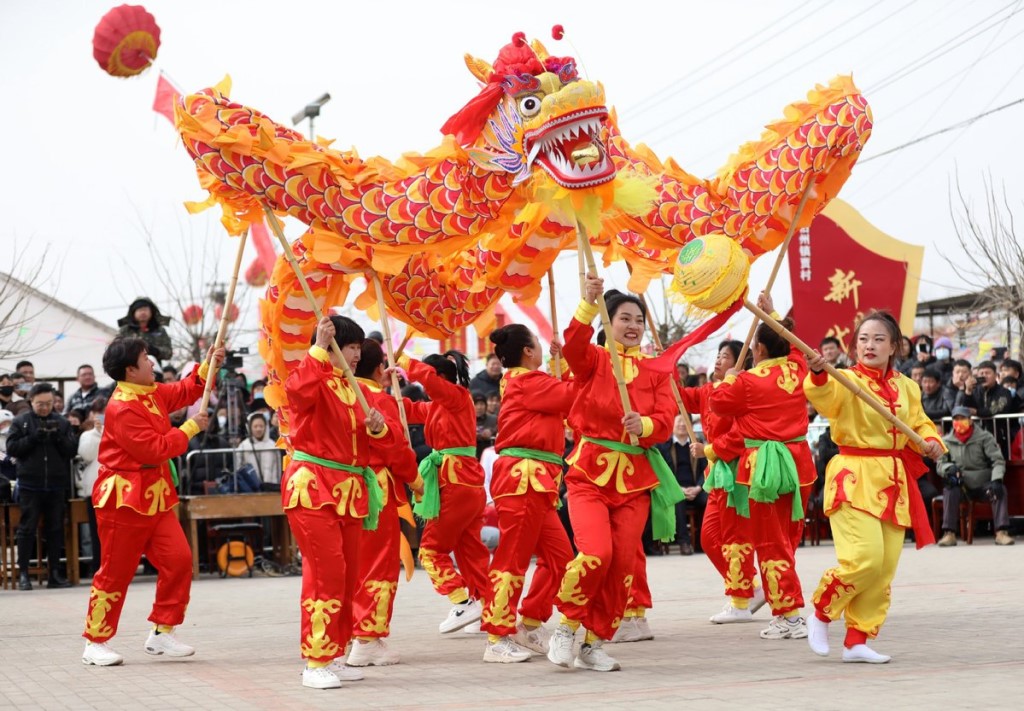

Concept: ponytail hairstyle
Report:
left=852, top=310, right=903, bottom=368
left=354, top=339, right=386, bottom=379
left=489, top=324, right=533, bottom=368
left=754, top=317, right=795, bottom=359
left=718, top=339, right=753, bottom=371
left=424, top=349, right=471, bottom=387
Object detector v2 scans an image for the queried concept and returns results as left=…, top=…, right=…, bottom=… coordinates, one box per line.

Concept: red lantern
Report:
left=245, top=260, right=267, bottom=287
left=181, top=304, right=203, bottom=326
left=215, top=303, right=240, bottom=323
left=92, top=5, right=161, bottom=78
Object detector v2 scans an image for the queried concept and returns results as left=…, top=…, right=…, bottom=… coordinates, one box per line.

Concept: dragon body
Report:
left=176, top=35, right=871, bottom=418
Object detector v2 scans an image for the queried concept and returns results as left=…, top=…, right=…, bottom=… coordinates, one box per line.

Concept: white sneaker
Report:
left=144, top=630, right=195, bottom=657
left=634, top=617, right=654, bottom=641
left=346, top=638, right=400, bottom=667
left=807, top=614, right=830, bottom=656
left=546, top=623, right=576, bottom=668
left=82, top=641, right=124, bottom=667
left=760, top=615, right=808, bottom=640
left=842, top=644, right=891, bottom=664
left=750, top=586, right=767, bottom=614
left=302, top=666, right=341, bottom=689
left=611, top=617, right=641, bottom=643
left=482, top=637, right=532, bottom=663
left=461, top=620, right=484, bottom=635
left=327, top=659, right=365, bottom=680
left=574, top=642, right=621, bottom=672
left=439, top=599, right=482, bottom=634
left=710, top=605, right=754, bottom=624
left=513, top=623, right=551, bottom=654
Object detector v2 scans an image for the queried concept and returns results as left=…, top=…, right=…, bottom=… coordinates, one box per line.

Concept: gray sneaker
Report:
left=573, top=642, right=621, bottom=672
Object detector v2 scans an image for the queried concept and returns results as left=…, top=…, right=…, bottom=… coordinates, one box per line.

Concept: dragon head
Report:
left=442, top=34, right=615, bottom=189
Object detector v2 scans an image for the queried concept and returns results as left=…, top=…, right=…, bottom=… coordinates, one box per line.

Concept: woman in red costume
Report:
left=545, top=274, right=678, bottom=673
left=282, top=316, right=400, bottom=690
left=348, top=339, right=423, bottom=667
left=479, top=324, right=575, bottom=664
left=397, top=349, right=491, bottom=634
left=688, top=340, right=767, bottom=624
left=708, top=293, right=815, bottom=641
left=804, top=311, right=944, bottom=663
left=81, top=337, right=221, bottom=667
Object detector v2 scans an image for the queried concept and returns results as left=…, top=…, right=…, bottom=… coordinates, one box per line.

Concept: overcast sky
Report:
left=3, top=0, right=1023, bottom=368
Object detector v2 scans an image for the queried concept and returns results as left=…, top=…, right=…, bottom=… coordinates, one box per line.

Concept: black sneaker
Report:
left=18, top=572, right=32, bottom=591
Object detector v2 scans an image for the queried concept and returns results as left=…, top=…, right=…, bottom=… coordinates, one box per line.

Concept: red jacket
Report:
left=401, top=356, right=484, bottom=488
left=680, top=382, right=744, bottom=463
left=708, top=345, right=815, bottom=486
left=358, top=377, right=421, bottom=506
left=561, top=303, right=676, bottom=493
left=94, top=366, right=207, bottom=515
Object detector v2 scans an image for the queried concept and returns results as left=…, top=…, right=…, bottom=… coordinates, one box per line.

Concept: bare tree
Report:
left=649, top=275, right=701, bottom=349
left=943, top=173, right=1024, bottom=355
left=0, top=244, right=69, bottom=360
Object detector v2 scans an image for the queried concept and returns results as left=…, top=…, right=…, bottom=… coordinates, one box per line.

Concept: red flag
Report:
left=152, top=71, right=180, bottom=124
left=641, top=298, right=744, bottom=373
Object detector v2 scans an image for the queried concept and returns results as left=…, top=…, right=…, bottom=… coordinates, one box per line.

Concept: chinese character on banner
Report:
left=787, top=199, right=924, bottom=350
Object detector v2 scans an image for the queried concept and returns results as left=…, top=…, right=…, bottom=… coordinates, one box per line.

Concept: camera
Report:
left=224, top=347, right=249, bottom=371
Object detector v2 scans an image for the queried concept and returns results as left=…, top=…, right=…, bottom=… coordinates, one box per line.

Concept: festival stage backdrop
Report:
left=787, top=199, right=923, bottom=352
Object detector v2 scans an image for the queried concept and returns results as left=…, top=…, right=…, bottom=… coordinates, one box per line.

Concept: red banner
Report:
left=787, top=199, right=923, bottom=353
left=152, top=71, right=180, bottom=124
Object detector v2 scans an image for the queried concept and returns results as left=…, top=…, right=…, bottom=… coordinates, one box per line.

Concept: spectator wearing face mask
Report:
left=932, top=337, right=954, bottom=384
left=0, top=373, right=20, bottom=410
left=234, top=412, right=282, bottom=487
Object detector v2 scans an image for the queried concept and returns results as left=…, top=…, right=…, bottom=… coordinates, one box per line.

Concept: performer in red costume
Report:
left=709, top=292, right=816, bottom=641
left=479, top=324, right=575, bottom=664
left=81, top=337, right=222, bottom=667
left=283, top=316, right=400, bottom=690
left=397, top=349, right=491, bottom=634
left=804, top=311, right=944, bottom=663
left=546, top=274, right=679, bottom=673
left=686, top=340, right=767, bottom=624
left=348, top=339, right=423, bottom=667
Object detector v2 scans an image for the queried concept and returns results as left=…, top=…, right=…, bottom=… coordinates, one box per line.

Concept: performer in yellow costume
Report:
left=804, top=311, right=944, bottom=663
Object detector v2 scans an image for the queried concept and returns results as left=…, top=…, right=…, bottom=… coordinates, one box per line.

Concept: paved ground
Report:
left=2, top=539, right=1023, bottom=710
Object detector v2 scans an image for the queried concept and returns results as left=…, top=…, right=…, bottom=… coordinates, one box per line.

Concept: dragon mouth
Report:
left=525, top=108, right=616, bottom=188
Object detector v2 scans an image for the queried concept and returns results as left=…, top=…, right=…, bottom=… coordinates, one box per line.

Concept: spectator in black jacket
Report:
left=654, top=415, right=707, bottom=555
left=963, top=360, right=1020, bottom=459
left=469, top=353, right=502, bottom=399
left=5, top=383, right=77, bottom=590
left=116, top=297, right=173, bottom=362
left=920, top=368, right=955, bottom=424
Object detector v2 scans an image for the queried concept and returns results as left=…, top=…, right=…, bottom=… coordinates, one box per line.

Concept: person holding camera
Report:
left=6, top=382, right=78, bottom=591
left=937, top=406, right=1013, bottom=546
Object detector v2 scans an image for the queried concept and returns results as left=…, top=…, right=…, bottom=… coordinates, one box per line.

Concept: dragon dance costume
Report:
left=350, top=378, right=422, bottom=647
left=804, top=364, right=942, bottom=648
left=709, top=343, right=815, bottom=625
left=82, top=363, right=210, bottom=644
left=555, top=301, right=677, bottom=642
left=480, top=367, right=575, bottom=641
left=400, top=356, right=491, bottom=609
left=281, top=346, right=399, bottom=667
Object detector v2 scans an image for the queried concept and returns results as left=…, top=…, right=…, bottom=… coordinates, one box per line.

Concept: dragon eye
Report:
left=518, top=95, right=542, bottom=117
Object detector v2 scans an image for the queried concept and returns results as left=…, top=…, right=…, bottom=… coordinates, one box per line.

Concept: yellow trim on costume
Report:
left=356, top=376, right=383, bottom=393
left=368, top=424, right=389, bottom=439
left=704, top=443, right=718, bottom=463
left=639, top=416, right=654, bottom=439
left=722, top=373, right=737, bottom=385
left=769, top=311, right=782, bottom=321
left=116, top=381, right=157, bottom=395
left=180, top=420, right=201, bottom=440
left=197, top=361, right=210, bottom=381
left=575, top=300, right=599, bottom=324
left=397, top=354, right=411, bottom=371
left=309, top=345, right=330, bottom=363
left=411, top=474, right=424, bottom=491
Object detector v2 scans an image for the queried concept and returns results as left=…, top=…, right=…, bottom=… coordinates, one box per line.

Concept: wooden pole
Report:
left=577, top=245, right=586, bottom=293
left=547, top=268, right=562, bottom=378
left=261, top=204, right=371, bottom=415
left=198, top=230, right=248, bottom=415
left=371, top=272, right=412, bottom=442
left=576, top=221, right=639, bottom=445
left=736, top=181, right=815, bottom=368
left=394, top=332, right=412, bottom=362
left=744, top=298, right=927, bottom=448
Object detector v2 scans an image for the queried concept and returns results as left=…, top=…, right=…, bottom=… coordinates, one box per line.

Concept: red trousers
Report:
left=720, top=498, right=758, bottom=598
left=286, top=505, right=362, bottom=662
left=480, top=490, right=574, bottom=637
left=624, top=544, right=652, bottom=612
left=351, top=495, right=400, bottom=639
left=556, top=478, right=649, bottom=640
left=748, top=489, right=809, bottom=616
left=418, top=484, right=490, bottom=600
left=82, top=505, right=192, bottom=642
left=700, top=489, right=729, bottom=581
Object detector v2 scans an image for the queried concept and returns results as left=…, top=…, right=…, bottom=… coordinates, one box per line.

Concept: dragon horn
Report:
left=530, top=39, right=550, bottom=61
left=463, top=53, right=493, bottom=83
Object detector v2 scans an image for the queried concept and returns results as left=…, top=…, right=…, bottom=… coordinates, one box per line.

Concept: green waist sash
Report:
left=292, top=450, right=383, bottom=531
left=413, top=446, right=476, bottom=520
left=496, top=447, right=564, bottom=466
left=743, top=437, right=806, bottom=522
left=703, top=458, right=748, bottom=517
left=581, top=436, right=685, bottom=542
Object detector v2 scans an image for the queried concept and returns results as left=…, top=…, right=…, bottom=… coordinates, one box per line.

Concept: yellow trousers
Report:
left=812, top=505, right=904, bottom=638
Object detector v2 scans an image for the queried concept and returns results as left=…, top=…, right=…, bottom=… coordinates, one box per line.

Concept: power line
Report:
left=858, top=96, right=1024, bottom=163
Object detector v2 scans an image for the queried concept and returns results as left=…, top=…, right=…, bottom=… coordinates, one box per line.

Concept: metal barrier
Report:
left=939, top=411, right=1023, bottom=461
left=183, top=446, right=285, bottom=495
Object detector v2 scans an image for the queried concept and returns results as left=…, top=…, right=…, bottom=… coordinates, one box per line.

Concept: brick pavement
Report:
left=2, top=541, right=1023, bottom=710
